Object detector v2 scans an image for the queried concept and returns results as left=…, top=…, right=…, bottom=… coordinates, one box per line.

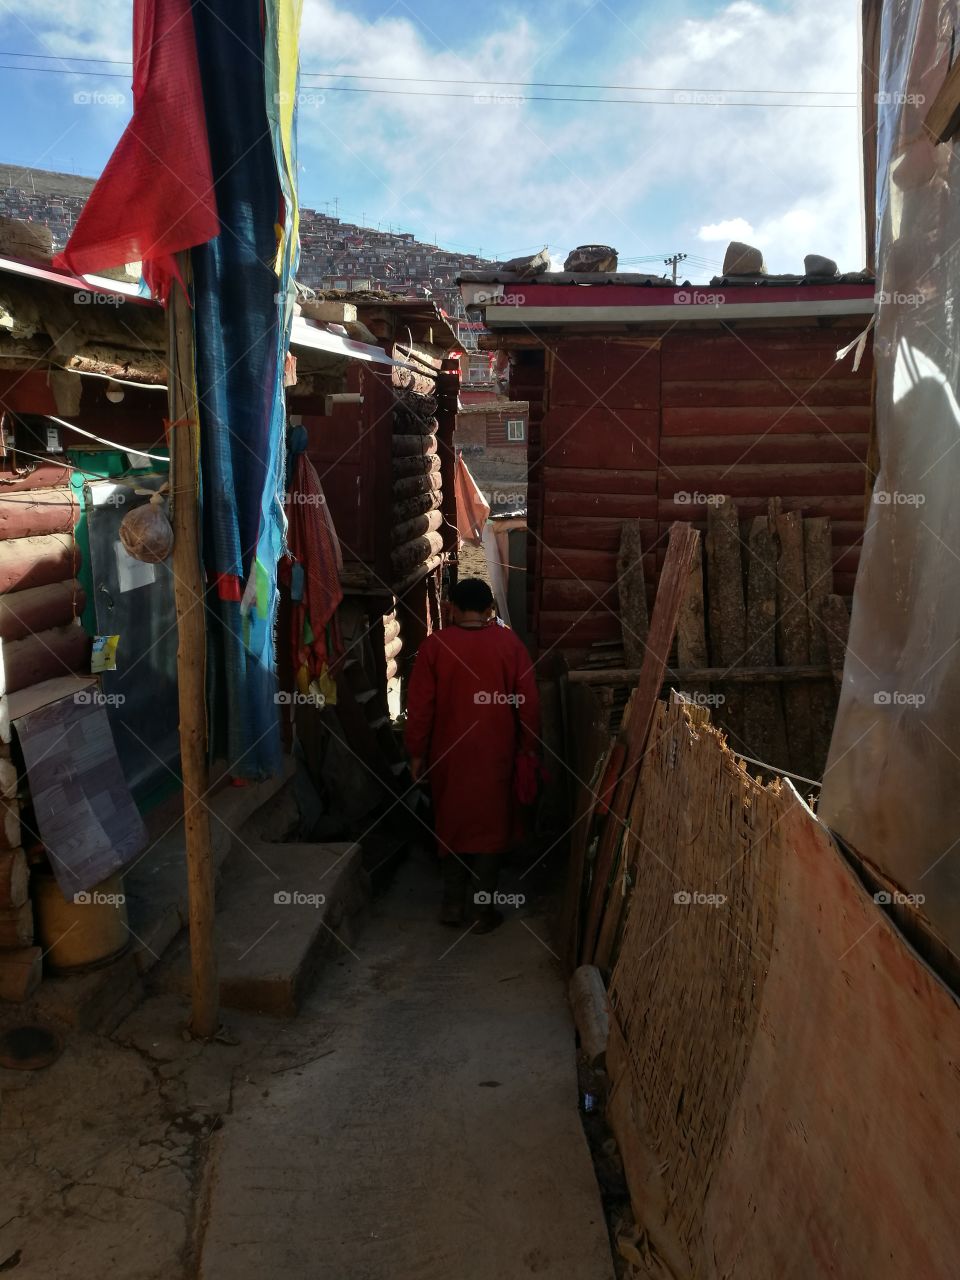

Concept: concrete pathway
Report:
left=198, top=851, right=614, bottom=1280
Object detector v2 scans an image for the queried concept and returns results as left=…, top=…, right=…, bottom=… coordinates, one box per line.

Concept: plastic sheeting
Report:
left=820, top=0, right=960, bottom=952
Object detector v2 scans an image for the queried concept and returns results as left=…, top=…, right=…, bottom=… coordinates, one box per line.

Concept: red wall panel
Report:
left=530, top=324, right=872, bottom=661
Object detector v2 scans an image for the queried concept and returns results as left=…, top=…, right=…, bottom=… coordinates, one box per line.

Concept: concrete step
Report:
left=151, top=841, right=368, bottom=1017
left=12, top=766, right=295, bottom=1036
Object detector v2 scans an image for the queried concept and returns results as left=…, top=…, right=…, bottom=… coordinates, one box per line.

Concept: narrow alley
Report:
left=1, top=850, right=614, bottom=1280
left=198, top=853, right=611, bottom=1279
left=2, top=2, right=960, bottom=1278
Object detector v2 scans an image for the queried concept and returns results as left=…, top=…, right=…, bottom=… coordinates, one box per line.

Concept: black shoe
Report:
left=438, top=904, right=465, bottom=927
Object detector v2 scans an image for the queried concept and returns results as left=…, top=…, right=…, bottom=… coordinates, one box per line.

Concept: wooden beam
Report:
left=569, top=964, right=610, bottom=1069
left=861, top=0, right=883, bottom=271
left=925, top=55, right=960, bottom=143
left=616, top=520, right=649, bottom=667
left=743, top=515, right=789, bottom=766
left=775, top=503, right=814, bottom=775
left=581, top=522, right=701, bottom=966
left=819, top=594, right=850, bottom=690
left=0, top=580, right=84, bottom=641
left=0, top=623, right=90, bottom=695
left=168, top=256, right=218, bottom=1041
left=298, top=299, right=358, bottom=324
left=706, top=496, right=746, bottom=742
left=567, top=663, right=835, bottom=686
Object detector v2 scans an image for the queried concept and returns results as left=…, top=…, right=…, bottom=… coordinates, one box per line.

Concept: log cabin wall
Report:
left=0, top=421, right=83, bottom=893
left=391, top=382, right=443, bottom=593
left=522, top=324, right=872, bottom=662
left=0, top=375, right=172, bottom=874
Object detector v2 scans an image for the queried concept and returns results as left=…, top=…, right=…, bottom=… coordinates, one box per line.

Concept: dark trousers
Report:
left=442, top=853, right=502, bottom=914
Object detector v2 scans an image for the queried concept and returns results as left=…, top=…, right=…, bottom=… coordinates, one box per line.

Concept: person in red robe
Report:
left=405, top=578, right=540, bottom=931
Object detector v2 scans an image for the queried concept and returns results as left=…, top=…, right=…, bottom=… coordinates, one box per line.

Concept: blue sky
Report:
left=0, top=0, right=864, bottom=277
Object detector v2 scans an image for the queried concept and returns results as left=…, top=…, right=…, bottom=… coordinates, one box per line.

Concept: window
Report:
left=506, top=419, right=525, bottom=442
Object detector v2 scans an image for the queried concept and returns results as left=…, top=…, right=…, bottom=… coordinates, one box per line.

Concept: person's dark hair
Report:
left=450, top=577, right=494, bottom=613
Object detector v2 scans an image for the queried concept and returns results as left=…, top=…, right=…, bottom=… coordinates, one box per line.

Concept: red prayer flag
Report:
left=55, top=0, right=218, bottom=302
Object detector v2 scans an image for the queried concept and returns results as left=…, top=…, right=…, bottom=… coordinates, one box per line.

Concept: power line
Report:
left=0, top=64, right=129, bottom=77
left=0, top=55, right=857, bottom=108
left=251, top=81, right=861, bottom=109
left=0, top=49, right=857, bottom=97
left=301, top=72, right=857, bottom=98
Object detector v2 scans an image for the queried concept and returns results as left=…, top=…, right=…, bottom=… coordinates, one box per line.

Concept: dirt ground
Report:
left=0, top=849, right=614, bottom=1280
left=457, top=540, right=491, bottom=585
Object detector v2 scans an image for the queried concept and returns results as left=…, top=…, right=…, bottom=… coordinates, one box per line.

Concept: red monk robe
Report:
left=405, top=622, right=540, bottom=857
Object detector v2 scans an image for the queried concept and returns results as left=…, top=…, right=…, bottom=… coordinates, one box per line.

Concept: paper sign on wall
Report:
left=115, top=539, right=156, bottom=592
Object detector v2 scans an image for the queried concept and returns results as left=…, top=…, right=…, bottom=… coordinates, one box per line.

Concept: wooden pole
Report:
left=168, top=254, right=218, bottom=1039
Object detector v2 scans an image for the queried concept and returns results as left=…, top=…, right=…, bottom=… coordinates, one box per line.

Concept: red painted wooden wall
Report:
left=517, top=326, right=872, bottom=662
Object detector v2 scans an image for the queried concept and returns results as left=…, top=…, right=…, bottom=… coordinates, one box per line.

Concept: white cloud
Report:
left=291, top=0, right=862, bottom=273
left=9, top=1, right=133, bottom=63
left=619, top=0, right=863, bottom=272
left=9, top=0, right=864, bottom=275
left=699, top=218, right=756, bottom=243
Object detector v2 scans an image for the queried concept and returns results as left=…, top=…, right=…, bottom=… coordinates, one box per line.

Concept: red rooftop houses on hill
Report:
left=460, top=268, right=875, bottom=662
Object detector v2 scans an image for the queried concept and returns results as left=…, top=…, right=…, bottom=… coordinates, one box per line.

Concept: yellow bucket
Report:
left=34, top=872, right=130, bottom=972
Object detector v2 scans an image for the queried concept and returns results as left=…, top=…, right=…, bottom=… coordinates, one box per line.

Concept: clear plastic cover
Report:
left=820, top=0, right=960, bottom=952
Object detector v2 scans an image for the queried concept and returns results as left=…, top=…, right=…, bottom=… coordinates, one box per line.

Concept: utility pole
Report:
left=664, top=252, right=687, bottom=284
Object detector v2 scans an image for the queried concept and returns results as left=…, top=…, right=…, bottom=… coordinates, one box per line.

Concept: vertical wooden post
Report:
left=435, top=355, right=460, bottom=576
left=168, top=254, right=218, bottom=1039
